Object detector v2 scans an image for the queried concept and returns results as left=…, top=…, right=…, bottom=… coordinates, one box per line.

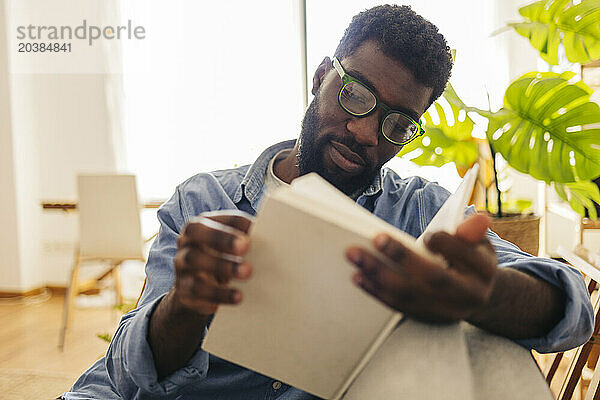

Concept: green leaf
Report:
left=114, top=302, right=136, bottom=314
left=553, top=180, right=600, bottom=219
left=485, top=71, right=600, bottom=184
left=97, top=332, right=112, bottom=343
left=502, top=198, right=534, bottom=213
left=397, top=84, right=478, bottom=168
left=508, top=0, right=600, bottom=65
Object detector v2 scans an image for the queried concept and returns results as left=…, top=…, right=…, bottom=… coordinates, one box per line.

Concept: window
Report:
left=119, top=1, right=305, bottom=198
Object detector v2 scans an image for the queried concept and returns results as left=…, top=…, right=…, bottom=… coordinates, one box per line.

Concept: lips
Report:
left=328, top=140, right=366, bottom=173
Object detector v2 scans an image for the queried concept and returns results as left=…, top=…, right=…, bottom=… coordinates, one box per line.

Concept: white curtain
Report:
left=118, top=1, right=305, bottom=199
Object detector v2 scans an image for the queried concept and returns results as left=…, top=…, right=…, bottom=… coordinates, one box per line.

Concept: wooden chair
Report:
left=58, top=175, right=146, bottom=350
left=544, top=246, right=600, bottom=399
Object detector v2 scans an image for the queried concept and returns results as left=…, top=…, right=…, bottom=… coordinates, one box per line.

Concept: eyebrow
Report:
left=344, top=67, right=421, bottom=121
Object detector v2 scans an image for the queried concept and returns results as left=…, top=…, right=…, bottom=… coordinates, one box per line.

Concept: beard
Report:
left=296, top=95, right=381, bottom=197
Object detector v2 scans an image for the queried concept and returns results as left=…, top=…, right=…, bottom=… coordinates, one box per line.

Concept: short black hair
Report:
left=334, top=4, right=453, bottom=107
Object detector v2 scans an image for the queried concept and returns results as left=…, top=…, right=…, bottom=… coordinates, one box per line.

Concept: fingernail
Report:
left=347, top=250, right=362, bottom=265
left=232, top=291, right=242, bottom=303
left=374, top=234, right=389, bottom=250
left=423, top=232, right=432, bottom=244
left=236, top=263, right=251, bottom=279
left=352, top=273, right=363, bottom=286
left=234, top=237, right=247, bottom=253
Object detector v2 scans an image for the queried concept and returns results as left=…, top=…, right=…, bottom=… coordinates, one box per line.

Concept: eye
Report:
left=340, top=82, right=376, bottom=114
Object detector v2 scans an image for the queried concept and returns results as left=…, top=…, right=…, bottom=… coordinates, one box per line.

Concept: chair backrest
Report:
left=77, top=174, right=144, bottom=259
left=550, top=245, right=600, bottom=400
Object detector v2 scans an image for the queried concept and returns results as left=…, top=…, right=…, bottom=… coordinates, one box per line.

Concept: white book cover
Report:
left=203, top=167, right=480, bottom=399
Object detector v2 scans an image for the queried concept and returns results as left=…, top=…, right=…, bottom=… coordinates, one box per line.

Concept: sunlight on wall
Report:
left=119, top=0, right=521, bottom=198
left=119, top=1, right=305, bottom=199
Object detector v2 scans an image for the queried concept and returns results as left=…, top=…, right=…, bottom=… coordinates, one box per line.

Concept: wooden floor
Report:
left=0, top=290, right=589, bottom=400
left=0, top=291, right=121, bottom=399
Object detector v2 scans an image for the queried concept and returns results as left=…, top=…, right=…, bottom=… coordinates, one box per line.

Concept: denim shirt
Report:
left=63, top=140, right=593, bottom=400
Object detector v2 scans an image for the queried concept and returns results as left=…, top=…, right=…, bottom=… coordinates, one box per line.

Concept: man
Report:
left=63, top=5, right=593, bottom=400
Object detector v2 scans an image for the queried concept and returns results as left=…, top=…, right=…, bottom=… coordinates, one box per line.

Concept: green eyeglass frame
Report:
left=332, top=57, right=425, bottom=146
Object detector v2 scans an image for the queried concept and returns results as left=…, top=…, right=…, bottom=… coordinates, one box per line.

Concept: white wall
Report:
left=3, top=74, right=122, bottom=290
left=0, top=0, right=123, bottom=290
left=0, top=0, right=22, bottom=291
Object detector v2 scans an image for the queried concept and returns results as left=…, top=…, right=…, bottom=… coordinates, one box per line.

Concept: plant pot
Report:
left=488, top=213, right=541, bottom=256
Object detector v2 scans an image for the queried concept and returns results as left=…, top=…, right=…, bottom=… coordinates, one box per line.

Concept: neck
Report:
left=273, top=143, right=301, bottom=184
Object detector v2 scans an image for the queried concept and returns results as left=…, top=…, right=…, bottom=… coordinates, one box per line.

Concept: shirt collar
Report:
left=363, top=170, right=383, bottom=196
left=233, top=139, right=384, bottom=210
left=233, top=140, right=297, bottom=208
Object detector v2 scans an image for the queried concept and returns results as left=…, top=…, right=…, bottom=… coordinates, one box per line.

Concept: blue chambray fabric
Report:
left=62, top=139, right=593, bottom=400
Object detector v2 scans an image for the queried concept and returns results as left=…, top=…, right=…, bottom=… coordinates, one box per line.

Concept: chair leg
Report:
left=584, top=360, right=600, bottom=400
left=546, top=352, right=564, bottom=384
left=59, top=253, right=81, bottom=351
left=112, top=261, right=124, bottom=307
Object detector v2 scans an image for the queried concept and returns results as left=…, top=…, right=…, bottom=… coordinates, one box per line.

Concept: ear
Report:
left=312, top=56, right=331, bottom=96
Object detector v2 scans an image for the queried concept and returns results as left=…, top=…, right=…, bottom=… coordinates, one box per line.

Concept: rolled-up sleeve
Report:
left=487, top=230, right=594, bottom=353
left=104, top=185, right=211, bottom=398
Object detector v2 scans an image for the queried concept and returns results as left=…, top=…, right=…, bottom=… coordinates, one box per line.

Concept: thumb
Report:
left=455, top=213, right=490, bottom=244
left=197, top=210, right=255, bottom=234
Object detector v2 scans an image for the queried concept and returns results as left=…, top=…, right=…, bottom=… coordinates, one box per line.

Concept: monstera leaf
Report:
left=554, top=180, right=600, bottom=219
left=484, top=71, right=600, bottom=184
left=397, top=84, right=478, bottom=169
left=508, top=0, right=600, bottom=65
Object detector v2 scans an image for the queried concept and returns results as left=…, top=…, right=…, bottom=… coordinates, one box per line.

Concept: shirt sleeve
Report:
left=486, top=229, right=594, bottom=353
left=416, top=184, right=593, bottom=353
left=104, top=185, right=211, bottom=398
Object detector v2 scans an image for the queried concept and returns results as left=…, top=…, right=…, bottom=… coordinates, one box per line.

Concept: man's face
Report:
left=297, top=41, right=433, bottom=196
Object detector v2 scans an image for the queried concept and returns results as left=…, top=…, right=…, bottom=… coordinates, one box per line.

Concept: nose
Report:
left=345, top=112, right=380, bottom=147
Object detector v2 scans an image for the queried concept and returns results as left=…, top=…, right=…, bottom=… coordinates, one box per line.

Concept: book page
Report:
left=343, top=320, right=474, bottom=400
left=416, top=164, right=479, bottom=247
left=203, top=194, right=400, bottom=399
left=462, top=323, right=553, bottom=400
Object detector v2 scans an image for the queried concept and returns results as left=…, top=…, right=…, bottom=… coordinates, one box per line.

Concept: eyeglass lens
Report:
left=340, top=82, right=376, bottom=115
left=340, top=82, right=418, bottom=144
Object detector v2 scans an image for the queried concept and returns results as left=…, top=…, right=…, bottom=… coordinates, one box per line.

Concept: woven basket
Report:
left=489, top=213, right=541, bottom=256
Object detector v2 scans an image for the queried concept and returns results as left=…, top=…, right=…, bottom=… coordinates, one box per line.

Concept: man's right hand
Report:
left=149, top=210, right=253, bottom=380
left=173, top=210, right=254, bottom=316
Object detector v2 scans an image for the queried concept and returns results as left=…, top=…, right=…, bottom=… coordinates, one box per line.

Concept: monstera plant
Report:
left=399, top=0, right=600, bottom=221
left=508, top=0, right=600, bottom=66
left=399, top=84, right=479, bottom=171
left=479, top=71, right=600, bottom=218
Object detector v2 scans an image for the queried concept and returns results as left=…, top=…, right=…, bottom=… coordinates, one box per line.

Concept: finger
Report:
left=199, top=210, right=254, bottom=234
left=177, top=247, right=252, bottom=283
left=373, top=234, right=408, bottom=263
left=183, top=218, right=249, bottom=255
left=347, top=247, right=420, bottom=303
left=355, top=265, right=489, bottom=322
left=425, top=231, right=496, bottom=280
left=175, top=247, right=252, bottom=283
left=361, top=237, right=451, bottom=288
left=455, top=213, right=490, bottom=244
left=347, top=247, right=395, bottom=287
left=349, top=244, right=484, bottom=299
left=355, top=270, right=414, bottom=307
left=178, top=273, right=242, bottom=305
left=370, top=236, right=450, bottom=285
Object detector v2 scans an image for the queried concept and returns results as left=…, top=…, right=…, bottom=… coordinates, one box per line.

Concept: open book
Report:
left=202, top=166, right=551, bottom=399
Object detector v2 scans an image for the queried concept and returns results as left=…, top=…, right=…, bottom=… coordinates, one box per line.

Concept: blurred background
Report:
left=0, top=0, right=599, bottom=398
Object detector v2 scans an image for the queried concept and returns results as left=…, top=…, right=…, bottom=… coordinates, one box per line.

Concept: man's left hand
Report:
left=346, top=213, right=497, bottom=324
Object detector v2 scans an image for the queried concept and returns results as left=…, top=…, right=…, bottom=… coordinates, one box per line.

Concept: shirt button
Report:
left=272, top=381, right=282, bottom=390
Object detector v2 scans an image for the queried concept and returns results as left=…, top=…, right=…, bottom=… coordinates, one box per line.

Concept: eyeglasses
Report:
left=332, top=57, right=425, bottom=146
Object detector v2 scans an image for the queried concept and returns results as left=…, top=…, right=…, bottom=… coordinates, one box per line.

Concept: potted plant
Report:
left=398, top=0, right=600, bottom=255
